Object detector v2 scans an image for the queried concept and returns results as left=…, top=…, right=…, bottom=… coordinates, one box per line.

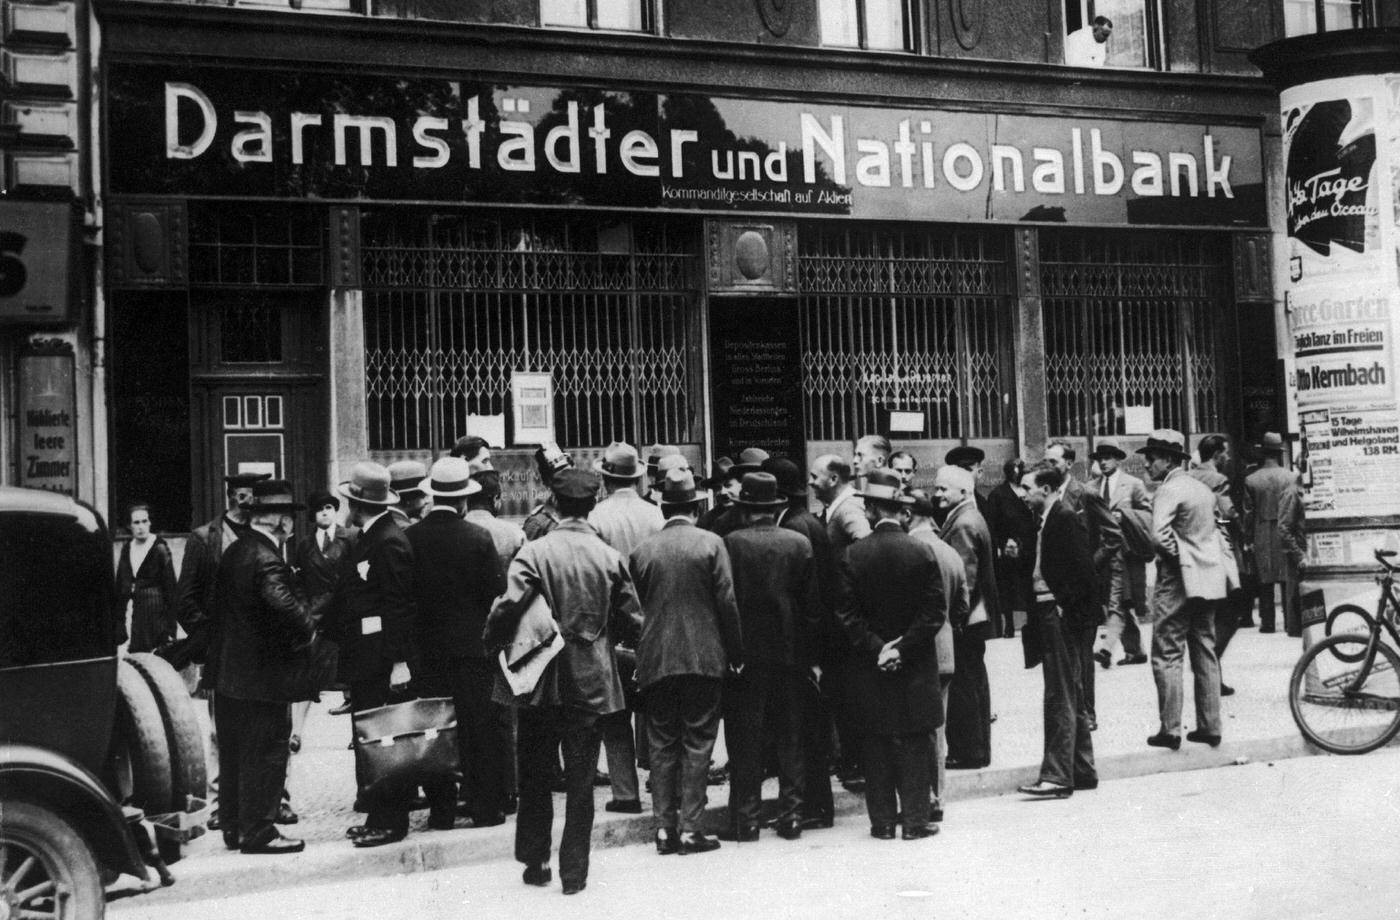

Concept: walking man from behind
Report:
left=1139, top=430, right=1228, bottom=751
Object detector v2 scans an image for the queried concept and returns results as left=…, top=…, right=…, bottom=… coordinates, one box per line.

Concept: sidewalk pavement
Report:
left=113, top=623, right=1325, bottom=909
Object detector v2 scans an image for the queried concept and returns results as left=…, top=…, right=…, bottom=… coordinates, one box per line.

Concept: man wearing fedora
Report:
left=700, top=448, right=769, bottom=537
left=588, top=441, right=663, bottom=814
left=524, top=442, right=573, bottom=542
left=485, top=467, right=643, bottom=896
left=629, top=468, right=743, bottom=855
left=1088, top=439, right=1151, bottom=670
left=1139, top=429, right=1228, bottom=751
left=1245, top=432, right=1301, bottom=635
left=406, top=458, right=509, bottom=830
left=1015, top=463, right=1099, bottom=799
left=324, top=461, right=421, bottom=847
left=696, top=456, right=738, bottom=532
left=764, top=456, right=839, bottom=829
left=936, top=464, right=998, bottom=770
left=722, top=472, right=821, bottom=842
left=387, top=460, right=429, bottom=527
left=833, top=469, right=945, bottom=841
left=213, top=479, right=321, bottom=854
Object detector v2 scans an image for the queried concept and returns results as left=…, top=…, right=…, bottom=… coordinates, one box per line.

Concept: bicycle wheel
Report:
left=1324, top=605, right=1377, bottom=662
left=1290, top=634, right=1400, bottom=755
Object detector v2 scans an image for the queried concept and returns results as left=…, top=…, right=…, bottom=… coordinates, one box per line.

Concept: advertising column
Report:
left=1269, top=49, right=1400, bottom=631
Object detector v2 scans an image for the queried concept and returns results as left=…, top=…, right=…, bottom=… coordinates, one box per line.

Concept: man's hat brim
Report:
left=337, top=481, right=400, bottom=506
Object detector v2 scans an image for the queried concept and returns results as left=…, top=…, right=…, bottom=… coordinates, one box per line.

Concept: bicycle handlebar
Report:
left=1375, top=548, right=1399, bottom=572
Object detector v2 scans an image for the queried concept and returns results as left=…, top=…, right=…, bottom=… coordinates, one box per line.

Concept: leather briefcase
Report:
left=352, top=697, right=458, bottom=797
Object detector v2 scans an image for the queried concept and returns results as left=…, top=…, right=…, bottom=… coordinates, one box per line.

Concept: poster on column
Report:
left=1298, top=404, right=1400, bottom=515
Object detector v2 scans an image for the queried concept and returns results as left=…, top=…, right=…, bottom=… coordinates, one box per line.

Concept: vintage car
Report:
left=0, top=486, right=206, bottom=920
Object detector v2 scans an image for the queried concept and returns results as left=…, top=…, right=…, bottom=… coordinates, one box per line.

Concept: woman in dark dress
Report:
left=116, top=502, right=178, bottom=654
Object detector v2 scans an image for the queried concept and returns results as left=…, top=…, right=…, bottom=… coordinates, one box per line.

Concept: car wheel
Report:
left=125, top=653, right=207, bottom=815
left=0, top=800, right=104, bottom=920
left=114, top=659, right=173, bottom=817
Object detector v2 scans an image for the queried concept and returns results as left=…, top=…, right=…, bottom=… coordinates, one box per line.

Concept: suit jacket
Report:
left=324, top=512, right=418, bottom=682
left=1030, top=502, right=1099, bottom=622
left=293, top=523, right=357, bottom=601
left=778, top=503, right=843, bottom=664
left=698, top=504, right=745, bottom=537
left=1061, top=477, right=1123, bottom=576
left=986, top=480, right=1035, bottom=554
left=407, top=508, right=505, bottom=660
left=465, top=509, right=527, bottom=573
left=724, top=522, right=820, bottom=671
left=1277, top=479, right=1307, bottom=567
left=589, top=488, right=664, bottom=560
left=939, top=499, right=1000, bottom=631
left=1152, top=467, right=1229, bottom=608
left=484, top=518, right=642, bottom=714
left=116, top=536, right=178, bottom=653
left=629, top=518, right=743, bottom=687
left=1244, top=465, right=1297, bottom=582
left=1088, top=471, right=1150, bottom=515
left=833, top=521, right=945, bottom=734
left=909, top=526, right=966, bottom=676
left=173, top=513, right=244, bottom=668
left=824, top=487, right=871, bottom=561
left=214, top=529, right=322, bottom=702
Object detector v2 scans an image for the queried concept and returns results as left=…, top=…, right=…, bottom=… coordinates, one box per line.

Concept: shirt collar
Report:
left=363, top=510, right=390, bottom=531
left=828, top=485, right=857, bottom=514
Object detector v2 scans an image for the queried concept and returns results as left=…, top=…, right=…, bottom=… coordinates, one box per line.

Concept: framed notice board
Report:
left=708, top=296, right=805, bottom=462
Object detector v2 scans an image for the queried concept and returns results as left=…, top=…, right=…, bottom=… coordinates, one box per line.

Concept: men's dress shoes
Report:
left=1186, top=729, right=1222, bottom=747
left=604, top=798, right=643, bottom=814
left=352, top=828, right=406, bottom=848
left=1259, top=626, right=1277, bottom=634
left=1147, top=732, right=1182, bottom=750
left=522, top=864, right=552, bottom=887
left=463, top=814, right=506, bottom=829
left=562, top=881, right=586, bottom=895
left=1220, top=683, right=1236, bottom=697
left=775, top=820, right=802, bottom=841
left=931, top=808, right=944, bottom=823
left=800, top=815, right=834, bottom=830
left=870, top=824, right=897, bottom=840
left=345, top=825, right=374, bottom=840
left=656, top=828, right=680, bottom=855
left=679, top=832, right=722, bottom=854
left=1073, top=778, right=1099, bottom=791
left=902, top=823, right=940, bottom=840
left=592, top=770, right=611, bottom=787
left=288, top=734, right=301, bottom=755
left=427, top=814, right=456, bottom=831
left=716, top=825, right=759, bottom=842
left=1118, top=653, right=1148, bottom=666
left=207, top=812, right=221, bottom=831
left=1094, top=649, right=1113, bottom=670
left=241, top=833, right=305, bottom=855
left=222, top=830, right=240, bottom=850
left=275, top=802, right=298, bottom=825
left=1017, top=781, right=1073, bottom=799
left=944, top=758, right=988, bottom=770
left=1087, top=718, right=1098, bottom=732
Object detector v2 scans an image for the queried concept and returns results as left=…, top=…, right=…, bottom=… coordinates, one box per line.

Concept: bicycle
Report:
left=1289, top=548, right=1400, bottom=755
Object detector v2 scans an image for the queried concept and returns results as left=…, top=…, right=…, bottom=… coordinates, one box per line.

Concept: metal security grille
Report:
left=362, top=212, right=698, bottom=452
left=188, top=205, right=325, bottom=286
left=799, top=224, right=1015, bottom=440
left=1040, top=230, right=1227, bottom=439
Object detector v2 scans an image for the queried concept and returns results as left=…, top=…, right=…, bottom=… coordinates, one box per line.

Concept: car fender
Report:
left=0, top=743, right=148, bottom=880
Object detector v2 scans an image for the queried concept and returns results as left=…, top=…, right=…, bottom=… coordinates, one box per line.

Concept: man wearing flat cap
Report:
left=833, top=469, right=945, bottom=841
left=1139, top=430, right=1228, bottom=752
left=387, top=459, right=429, bottom=527
left=485, top=467, right=643, bottom=896
left=629, top=468, right=742, bottom=855
left=721, top=472, right=821, bottom=842
left=1087, top=439, right=1150, bottom=671
left=408, top=458, right=509, bottom=830
left=214, top=479, right=321, bottom=854
left=586, top=441, right=662, bottom=814
left=323, top=461, right=420, bottom=848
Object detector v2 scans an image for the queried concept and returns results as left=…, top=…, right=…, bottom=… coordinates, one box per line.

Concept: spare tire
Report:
left=114, top=657, right=174, bottom=816
left=126, top=652, right=208, bottom=813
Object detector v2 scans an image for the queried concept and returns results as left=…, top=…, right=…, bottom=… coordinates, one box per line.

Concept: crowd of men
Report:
left=158, top=425, right=1304, bottom=896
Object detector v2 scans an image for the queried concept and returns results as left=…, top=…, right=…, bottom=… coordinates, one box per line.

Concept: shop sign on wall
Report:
left=18, top=345, right=77, bottom=496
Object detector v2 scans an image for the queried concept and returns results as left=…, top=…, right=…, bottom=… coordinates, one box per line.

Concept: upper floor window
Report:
left=1285, top=0, right=1375, bottom=34
left=1064, top=1, right=1163, bottom=69
left=541, top=0, right=653, bottom=32
left=819, top=0, right=917, bottom=52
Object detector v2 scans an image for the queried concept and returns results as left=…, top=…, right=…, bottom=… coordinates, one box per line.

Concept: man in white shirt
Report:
left=1065, top=15, right=1113, bottom=67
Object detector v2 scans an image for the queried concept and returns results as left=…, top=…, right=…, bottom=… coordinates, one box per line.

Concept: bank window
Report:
left=541, top=0, right=653, bottom=32
left=1284, top=0, right=1374, bottom=34
left=820, top=0, right=917, bottom=52
left=1064, top=0, right=1163, bottom=70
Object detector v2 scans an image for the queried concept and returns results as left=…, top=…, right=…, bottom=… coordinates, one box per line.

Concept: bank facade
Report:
left=92, top=0, right=1314, bottom=525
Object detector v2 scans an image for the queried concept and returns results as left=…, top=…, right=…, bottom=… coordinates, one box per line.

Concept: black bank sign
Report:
left=107, top=63, right=1266, bottom=227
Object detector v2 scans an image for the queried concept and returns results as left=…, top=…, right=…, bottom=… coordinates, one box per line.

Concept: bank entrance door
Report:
left=189, top=292, right=327, bottom=520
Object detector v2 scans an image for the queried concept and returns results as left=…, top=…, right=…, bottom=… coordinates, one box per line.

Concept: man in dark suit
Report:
left=722, top=472, right=821, bottom=842
left=323, top=461, right=419, bottom=849
left=833, top=469, right=945, bottom=841
left=630, top=469, right=742, bottom=856
left=764, top=456, right=838, bottom=829
left=407, top=458, right=508, bottom=830
left=293, top=492, right=356, bottom=601
left=937, top=464, right=998, bottom=770
left=213, top=480, right=320, bottom=854
left=986, top=458, right=1033, bottom=639
left=1016, top=463, right=1098, bottom=798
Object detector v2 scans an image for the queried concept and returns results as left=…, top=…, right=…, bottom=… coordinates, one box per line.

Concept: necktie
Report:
left=1101, top=476, right=1111, bottom=502
left=318, top=529, right=328, bottom=553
